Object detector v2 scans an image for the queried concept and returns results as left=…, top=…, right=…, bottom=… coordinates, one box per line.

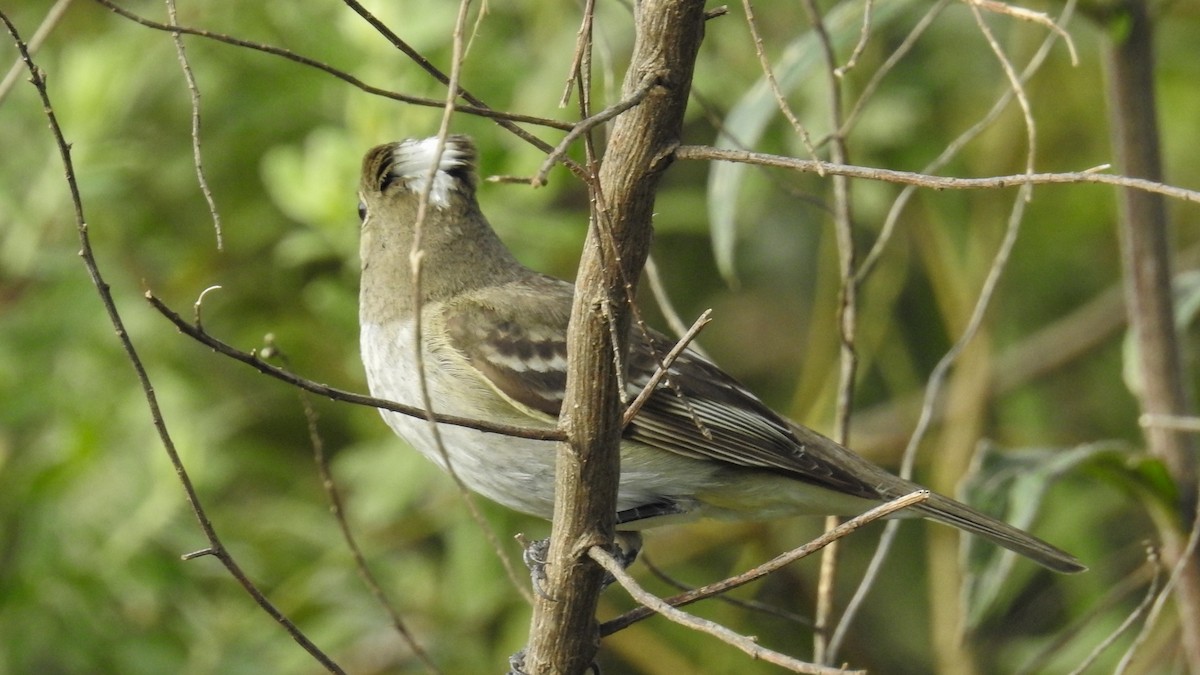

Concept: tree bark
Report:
left=1105, top=1, right=1200, bottom=668
left=522, top=1, right=707, bottom=673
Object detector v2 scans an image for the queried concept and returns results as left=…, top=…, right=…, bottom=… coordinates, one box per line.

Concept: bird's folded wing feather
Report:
left=442, top=275, right=887, bottom=502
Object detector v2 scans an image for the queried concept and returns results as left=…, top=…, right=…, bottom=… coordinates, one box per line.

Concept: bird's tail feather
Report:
left=916, top=492, right=1086, bottom=574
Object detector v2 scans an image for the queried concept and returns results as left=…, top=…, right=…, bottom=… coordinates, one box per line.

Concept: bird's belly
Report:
left=380, top=408, right=562, bottom=518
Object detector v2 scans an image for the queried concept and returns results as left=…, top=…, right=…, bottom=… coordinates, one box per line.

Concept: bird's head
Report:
left=356, top=135, right=523, bottom=308
left=359, top=135, right=479, bottom=228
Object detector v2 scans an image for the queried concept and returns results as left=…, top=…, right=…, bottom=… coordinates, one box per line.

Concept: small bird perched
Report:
left=357, top=134, right=1085, bottom=575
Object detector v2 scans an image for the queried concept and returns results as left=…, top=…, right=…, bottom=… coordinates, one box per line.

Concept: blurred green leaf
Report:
left=708, top=0, right=913, bottom=283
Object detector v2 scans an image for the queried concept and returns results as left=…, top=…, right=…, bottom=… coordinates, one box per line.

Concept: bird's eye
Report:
left=357, top=200, right=367, bottom=222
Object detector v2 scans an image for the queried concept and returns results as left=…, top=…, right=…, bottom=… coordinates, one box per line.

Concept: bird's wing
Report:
left=442, top=275, right=572, bottom=419
left=443, top=276, right=887, bottom=502
left=623, top=332, right=888, bottom=501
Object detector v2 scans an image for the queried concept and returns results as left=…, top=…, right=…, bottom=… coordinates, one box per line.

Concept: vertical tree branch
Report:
left=522, top=1, right=707, bottom=672
left=1105, top=0, right=1200, bottom=668
left=798, top=0, right=857, bottom=662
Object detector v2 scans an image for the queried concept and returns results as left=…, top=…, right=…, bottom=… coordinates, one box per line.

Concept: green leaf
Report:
left=960, top=441, right=1126, bottom=627
left=708, top=0, right=914, bottom=283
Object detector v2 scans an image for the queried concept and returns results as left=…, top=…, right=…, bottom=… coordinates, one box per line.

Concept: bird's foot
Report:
left=507, top=648, right=601, bottom=675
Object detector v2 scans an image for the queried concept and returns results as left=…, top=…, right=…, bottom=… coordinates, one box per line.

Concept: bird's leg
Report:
left=610, top=531, right=644, bottom=574
left=508, top=649, right=601, bottom=675
left=518, top=498, right=678, bottom=599
left=518, top=530, right=643, bottom=597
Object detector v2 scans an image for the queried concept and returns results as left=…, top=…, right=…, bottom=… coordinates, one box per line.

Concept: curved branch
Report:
left=146, top=292, right=565, bottom=442
left=91, top=0, right=572, bottom=132
left=0, top=11, right=345, bottom=674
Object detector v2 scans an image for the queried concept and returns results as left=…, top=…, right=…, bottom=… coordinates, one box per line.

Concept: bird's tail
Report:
left=915, top=492, right=1085, bottom=574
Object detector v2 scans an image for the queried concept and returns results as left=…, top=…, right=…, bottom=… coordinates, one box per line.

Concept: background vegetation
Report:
left=2, top=0, right=1199, bottom=673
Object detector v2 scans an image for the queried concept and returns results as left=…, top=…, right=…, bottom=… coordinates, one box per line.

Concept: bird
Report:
left=355, top=134, right=1085, bottom=575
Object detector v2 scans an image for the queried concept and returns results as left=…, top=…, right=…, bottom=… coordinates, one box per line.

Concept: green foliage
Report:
left=2, top=1, right=1199, bottom=673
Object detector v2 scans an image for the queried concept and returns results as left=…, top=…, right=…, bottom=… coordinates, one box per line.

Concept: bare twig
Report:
left=833, top=0, right=873, bottom=78
left=622, top=309, right=712, bottom=427
left=147, top=292, right=564, bottom=442
left=640, top=554, right=814, bottom=627
left=1016, top=560, right=1156, bottom=674
left=91, top=0, right=572, bottom=132
left=0, top=11, right=344, bottom=674
left=338, top=0, right=590, bottom=178
left=600, top=490, right=929, bottom=635
left=533, top=72, right=661, bottom=187
left=558, top=0, right=597, bottom=107
left=674, top=145, right=1200, bottom=203
left=855, top=0, right=1074, bottom=283
left=1072, top=548, right=1161, bottom=675
left=837, top=0, right=948, bottom=140
left=403, top=0, right=536, bottom=605
left=970, top=0, right=1038, bottom=178
left=966, top=0, right=1078, bottom=65
left=889, top=9, right=1040, bottom=669
left=740, top=0, right=819, bottom=165
left=0, top=0, right=73, bottom=104
left=1117, top=514, right=1200, bottom=673
left=643, top=256, right=707, bottom=356
left=590, top=547, right=861, bottom=675
left=265, top=338, right=441, bottom=673
left=165, top=0, right=222, bottom=250
left=797, top=0, right=857, bottom=661
left=829, top=13, right=1049, bottom=648
left=192, top=284, right=221, bottom=329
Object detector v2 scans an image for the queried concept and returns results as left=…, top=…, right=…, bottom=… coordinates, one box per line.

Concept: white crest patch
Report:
left=390, top=137, right=471, bottom=208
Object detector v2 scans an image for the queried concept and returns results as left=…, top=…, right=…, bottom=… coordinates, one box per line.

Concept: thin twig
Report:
left=1116, top=508, right=1200, bottom=673
left=165, top=0, right=222, bottom=250
left=533, top=72, right=661, bottom=187
left=830, top=13, right=1049, bottom=650
left=832, top=153, right=1035, bottom=664
left=836, top=0, right=949, bottom=142
left=798, top=0, right=857, bottom=661
left=600, top=491, right=929, bottom=635
left=0, top=12, right=345, bottom=674
left=91, top=0, right=572, bottom=132
left=147, top=292, right=564, bottom=441
left=622, top=309, right=712, bottom=427
left=643, top=255, right=707, bottom=356
left=403, top=0, right=535, bottom=604
left=0, top=0, right=73, bottom=105
left=970, top=0, right=1039, bottom=180
left=338, top=0, right=590, bottom=179
left=640, top=553, right=814, bottom=627
left=263, top=337, right=441, bottom=673
left=1015, top=558, right=1155, bottom=674
left=833, top=0, right=873, bottom=78
left=558, top=0, right=597, bottom=107
left=967, top=0, right=1078, bottom=65
left=1071, top=548, right=1161, bottom=675
left=854, top=0, right=1073, bottom=283
left=857, top=6, right=1041, bottom=666
left=591, top=547, right=861, bottom=675
left=674, top=145, right=1200, bottom=203
left=740, top=0, right=819, bottom=166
